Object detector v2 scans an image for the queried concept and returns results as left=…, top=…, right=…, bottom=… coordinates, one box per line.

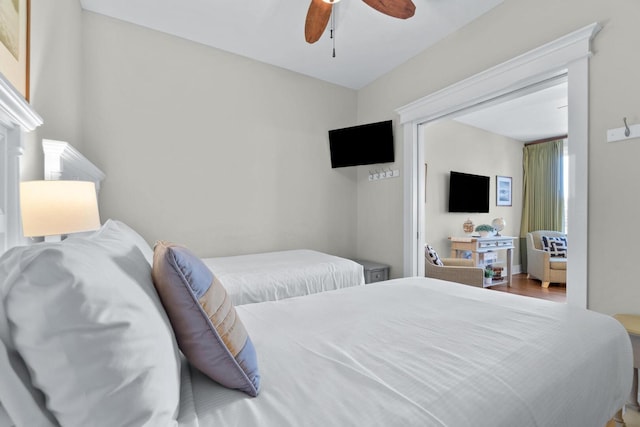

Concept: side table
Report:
left=614, top=314, right=640, bottom=413
left=352, top=259, right=390, bottom=284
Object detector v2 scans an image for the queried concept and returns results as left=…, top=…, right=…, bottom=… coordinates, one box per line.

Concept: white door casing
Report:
left=396, top=22, right=601, bottom=309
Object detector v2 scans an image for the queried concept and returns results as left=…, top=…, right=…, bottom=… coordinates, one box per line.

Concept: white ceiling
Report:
left=454, top=81, right=568, bottom=142
left=80, top=0, right=504, bottom=90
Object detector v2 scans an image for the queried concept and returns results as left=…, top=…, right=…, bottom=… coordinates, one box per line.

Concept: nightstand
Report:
left=614, top=314, right=640, bottom=414
left=352, top=259, right=390, bottom=284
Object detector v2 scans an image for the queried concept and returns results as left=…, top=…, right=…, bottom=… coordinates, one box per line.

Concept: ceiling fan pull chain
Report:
left=331, top=8, right=336, bottom=57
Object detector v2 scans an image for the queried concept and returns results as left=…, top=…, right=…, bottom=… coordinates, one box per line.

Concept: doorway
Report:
left=396, top=23, right=601, bottom=309
left=421, top=78, right=568, bottom=301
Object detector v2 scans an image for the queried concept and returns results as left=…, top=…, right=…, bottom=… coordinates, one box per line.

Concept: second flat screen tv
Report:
left=328, top=120, right=394, bottom=168
left=448, top=171, right=490, bottom=213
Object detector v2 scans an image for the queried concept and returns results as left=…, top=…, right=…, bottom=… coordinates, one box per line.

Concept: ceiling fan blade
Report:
left=305, top=0, right=332, bottom=44
left=362, top=0, right=416, bottom=19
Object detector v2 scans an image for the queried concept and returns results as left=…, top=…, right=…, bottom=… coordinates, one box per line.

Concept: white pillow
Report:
left=0, top=337, right=55, bottom=426
left=110, top=219, right=155, bottom=264
left=0, top=220, right=180, bottom=427
left=0, top=403, right=13, bottom=427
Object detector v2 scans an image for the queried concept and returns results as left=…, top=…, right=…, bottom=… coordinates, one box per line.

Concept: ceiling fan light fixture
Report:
left=306, top=0, right=415, bottom=45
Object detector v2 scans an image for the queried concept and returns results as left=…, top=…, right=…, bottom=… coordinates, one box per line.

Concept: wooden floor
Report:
left=622, top=408, right=640, bottom=427
left=605, top=408, right=640, bottom=427
left=489, top=273, right=566, bottom=303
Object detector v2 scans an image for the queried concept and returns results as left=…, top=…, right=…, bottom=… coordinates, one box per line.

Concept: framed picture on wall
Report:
left=0, top=0, right=30, bottom=100
left=496, top=175, right=512, bottom=206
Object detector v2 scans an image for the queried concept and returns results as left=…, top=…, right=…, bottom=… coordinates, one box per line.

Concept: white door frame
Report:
left=396, top=22, right=601, bottom=309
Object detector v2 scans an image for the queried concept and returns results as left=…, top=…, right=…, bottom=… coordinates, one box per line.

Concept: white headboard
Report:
left=43, top=139, right=105, bottom=191
left=0, top=81, right=105, bottom=255
left=0, top=74, right=43, bottom=254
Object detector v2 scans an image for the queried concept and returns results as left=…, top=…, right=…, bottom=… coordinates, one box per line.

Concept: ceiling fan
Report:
left=305, top=0, right=416, bottom=44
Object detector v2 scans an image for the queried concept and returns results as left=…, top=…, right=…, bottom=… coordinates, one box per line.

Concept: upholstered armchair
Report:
left=526, top=230, right=567, bottom=288
left=425, top=245, right=484, bottom=287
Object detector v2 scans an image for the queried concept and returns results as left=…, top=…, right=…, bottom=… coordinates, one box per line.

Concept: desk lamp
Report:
left=20, top=180, right=101, bottom=242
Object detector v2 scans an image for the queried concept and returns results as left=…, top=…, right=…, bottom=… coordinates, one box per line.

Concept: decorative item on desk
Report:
left=20, top=180, right=101, bottom=241
left=483, top=267, right=494, bottom=285
left=463, top=218, right=474, bottom=234
left=491, top=217, right=506, bottom=236
left=475, top=224, right=494, bottom=238
left=482, top=252, right=498, bottom=265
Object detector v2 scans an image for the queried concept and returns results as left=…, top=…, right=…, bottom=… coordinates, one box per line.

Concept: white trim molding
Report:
left=396, top=22, right=601, bottom=309
left=43, top=139, right=106, bottom=192
left=0, top=74, right=43, bottom=254
left=0, top=73, right=42, bottom=132
left=396, top=23, right=601, bottom=124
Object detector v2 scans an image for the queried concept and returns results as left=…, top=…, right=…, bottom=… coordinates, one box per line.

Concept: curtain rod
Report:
left=525, top=134, right=568, bottom=146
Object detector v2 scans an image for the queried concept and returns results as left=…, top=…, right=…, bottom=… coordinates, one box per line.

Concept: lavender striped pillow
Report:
left=152, top=241, right=260, bottom=396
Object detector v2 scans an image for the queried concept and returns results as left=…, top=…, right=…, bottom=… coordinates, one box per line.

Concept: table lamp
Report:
left=20, top=180, right=101, bottom=241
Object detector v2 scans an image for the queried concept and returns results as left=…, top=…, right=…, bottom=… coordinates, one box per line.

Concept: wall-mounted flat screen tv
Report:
left=448, top=171, right=490, bottom=213
left=328, top=120, right=394, bottom=168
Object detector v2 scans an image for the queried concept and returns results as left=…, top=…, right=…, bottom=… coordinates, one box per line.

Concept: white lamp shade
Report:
left=20, top=180, right=101, bottom=237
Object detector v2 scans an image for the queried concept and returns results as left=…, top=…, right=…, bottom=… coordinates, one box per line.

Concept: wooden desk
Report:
left=449, top=236, right=515, bottom=287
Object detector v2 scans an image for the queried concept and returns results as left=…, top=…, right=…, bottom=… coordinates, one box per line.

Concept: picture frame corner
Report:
left=496, top=175, right=513, bottom=207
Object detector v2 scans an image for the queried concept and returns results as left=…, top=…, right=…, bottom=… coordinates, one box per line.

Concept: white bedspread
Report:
left=177, top=277, right=632, bottom=427
left=0, top=404, right=11, bottom=427
left=201, top=249, right=365, bottom=305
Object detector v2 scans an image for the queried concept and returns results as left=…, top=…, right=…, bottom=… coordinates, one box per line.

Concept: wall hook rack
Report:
left=624, top=117, right=631, bottom=137
left=368, top=168, right=400, bottom=181
left=607, top=117, right=639, bottom=143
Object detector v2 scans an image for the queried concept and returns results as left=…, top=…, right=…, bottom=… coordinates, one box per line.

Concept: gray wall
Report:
left=80, top=13, right=359, bottom=259
left=22, top=0, right=83, bottom=181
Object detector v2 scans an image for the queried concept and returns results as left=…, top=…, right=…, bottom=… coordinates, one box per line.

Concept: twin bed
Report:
left=0, top=220, right=633, bottom=427
left=201, top=249, right=365, bottom=305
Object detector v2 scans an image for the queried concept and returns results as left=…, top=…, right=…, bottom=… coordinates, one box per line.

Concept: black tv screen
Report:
left=328, top=120, right=394, bottom=168
left=448, top=171, right=490, bottom=213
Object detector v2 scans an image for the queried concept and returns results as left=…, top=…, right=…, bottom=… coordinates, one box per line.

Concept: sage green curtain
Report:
left=520, top=139, right=565, bottom=271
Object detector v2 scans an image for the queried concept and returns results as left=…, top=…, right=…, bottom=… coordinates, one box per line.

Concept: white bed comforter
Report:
left=177, top=277, right=632, bottom=427
left=201, top=249, right=365, bottom=305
